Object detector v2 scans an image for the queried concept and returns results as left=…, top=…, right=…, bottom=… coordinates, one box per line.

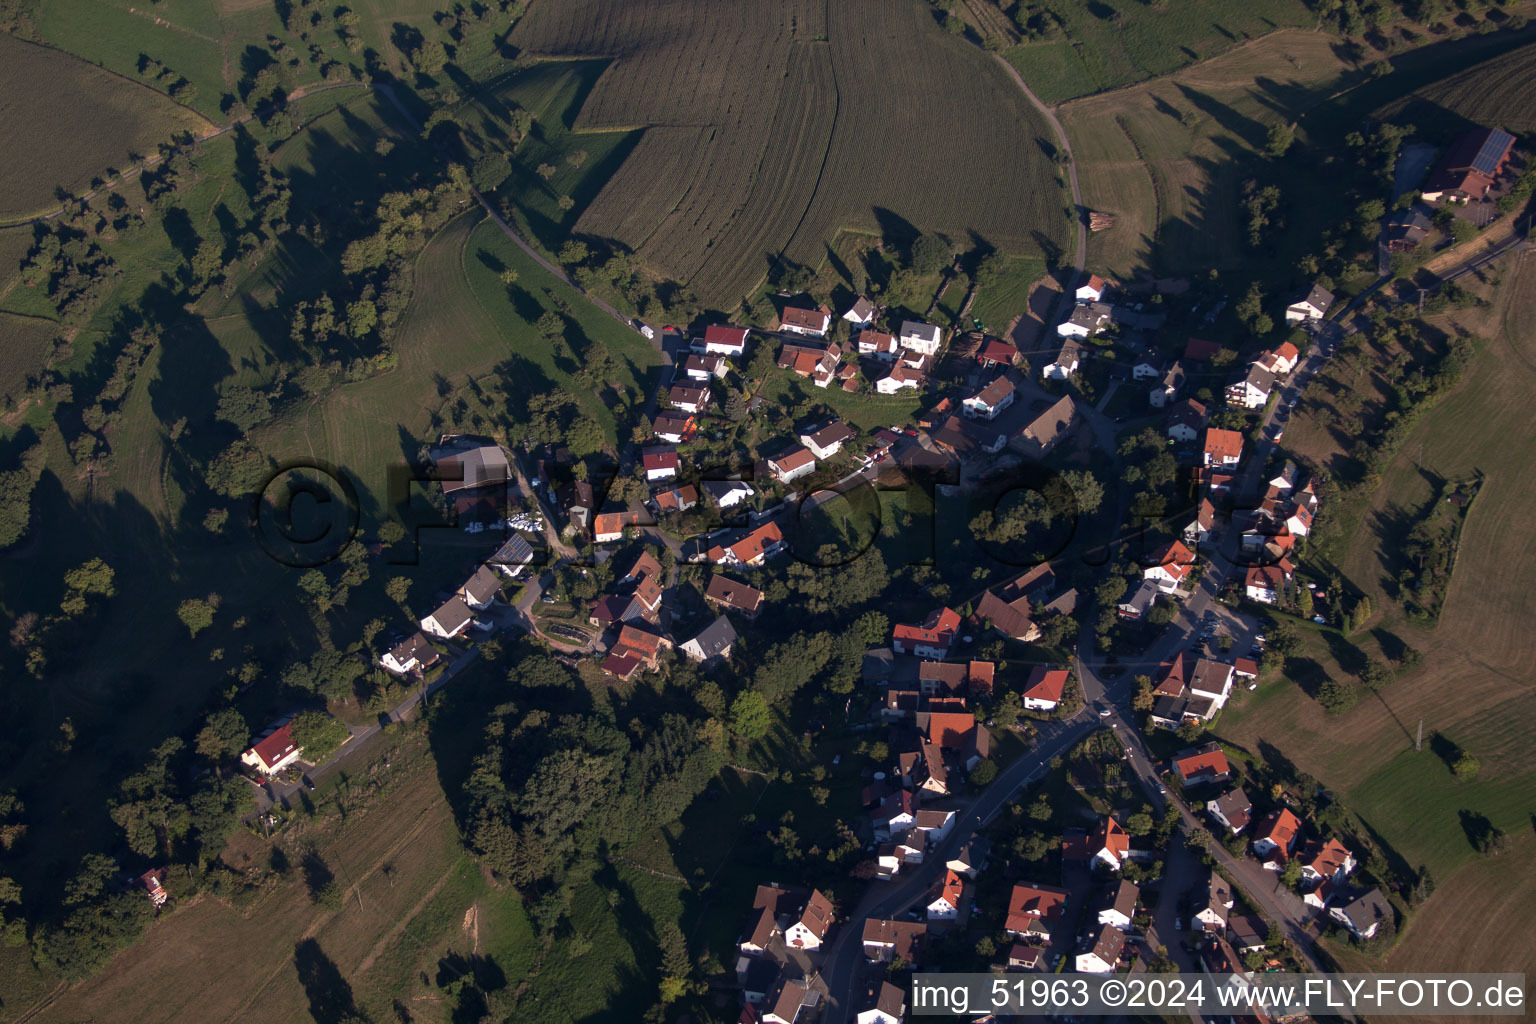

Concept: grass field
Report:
left=970, top=255, right=1049, bottom=334
left=510, top=0, right=1069, bottom=308
left=1216, top=262, right=1536, bottom=882
left=1058, top=29, right=1358, bottom=279
left=1003, top=0, right=1316, bottom=105
left=0, top=34, right=213, bottom=220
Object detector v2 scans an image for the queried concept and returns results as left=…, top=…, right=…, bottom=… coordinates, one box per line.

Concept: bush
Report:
left=1451, top=752, right=1480, bottom=781
left=970, top=758, right=998, bottom=785
left=1317, top=678, right=1359, bottom=714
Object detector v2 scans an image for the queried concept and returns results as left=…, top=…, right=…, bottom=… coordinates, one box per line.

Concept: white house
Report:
left=1244, top=563, right=1289, bottom=605
left=1042, top=338, right=1083, bottom=379
left=783, top=890, right=834, bottom=951
left=779, top=305, right=831, bottom=337
left=1057, top=302, right=1110, bottom=339
left=1184, top=498, right=1216, bottom=546
left=1075, top=925, right=1125, bottom=974
left=898, top=320, right=943, bottom=356
left=1203, top=428, right=1244, bottom=468
left=926, top=870, right=964, bottom=921
left=1299, top=838, right=1356, bottom=886
left=380, top=632, right=438, bottom=676
left=701, top=324, right=749, bottom=357
left=800, top=421, right=856, bottom=460
left=682, top=354, right=727, bottom=380
left=875, top=844, right=903, bottom=880
left=875, top=363, right=923, bottom=393
left=702, top=480, right=754, bottom=509
left=1330, top=887, right=1391, bottom=940
left=240, top=718, right=303, bottom=776
left=1167, top=397, right=1206, bottom=442
left=1150, top=361, right=1186, bottom=408
left=1194, top=874, right=1233, bottom=932
left=767, top=446, right=816, bottom=484
left=855, top=982, right=905, bottom=1024
left=762, top=978, right=818, bottom=1024
left=667, top=384, right=710, bottom=414
left=1258, top=341, right=1300, bottom=375
left=1208, top=788, right=1253, bottom=835
left=873, top=790, right=917, bottom=841
left=1075, top=274, right=1109, bottom=303
left=1226, top=364, right=1275, bottom=409
left=961, top=375, right=1016, bottom=420
left=1144, top=539, right=1196, bottom=592
left=1096, top=880, right=1139, bottom=932
left=842, top=296, right=877, bottom=328
left=1285, top=283, right=1334, bottom=325
left=914, top=808, right=955, bottom=844
left=857, top=329, right=898, bottom=360
left=680, top=616, right=737, bottom=665
left=1132, top=356, right=1163, bottom=380
left=643, top=448, right=679, bottom=482
left=1188, top=658, right=1234, bottom=712
left=1022, top=666, right=1068, bottom=712
left=421, top=596, right=474, bottom=639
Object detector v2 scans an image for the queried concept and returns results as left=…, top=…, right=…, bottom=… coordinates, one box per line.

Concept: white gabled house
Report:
left=898, top=320, right=943, bottom=356
left=842, top=296, right=877, bottom=328
left=1285, top=283, right=1334, bottom=325
left=961, top=375, right=1016, bottom=420
left=1075, top=274, right=1109, bottom=303
left=421, top=596, right=474, bottom=639
left=700, top=324, right=749, bottom=357
left=1042, top=338, right=1083, bottom=379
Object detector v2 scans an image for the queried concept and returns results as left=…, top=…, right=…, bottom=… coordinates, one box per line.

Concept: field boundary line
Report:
left=353, top=860, right=462, bottom=977
left=1111, top=114, right=1162, bottom=255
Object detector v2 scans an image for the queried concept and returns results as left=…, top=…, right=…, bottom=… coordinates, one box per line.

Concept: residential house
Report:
left=652, top=411, right=697, bottom=443
left=1075, top=924, right=1125, bottom=974
left=842, top=296, right=877, bottom=327
left=702, top=480, right=754, bottom=510
left=918, top=660, right=993, bottom=697
left=975, top=338, right=1019, bottom=368
left=1184, top=498, right=1217, bottom=546
left=962, top=375, right=1016, bottom=420
left=1244, top=563, right=1291, bottom=605
left=458, top=565, right=501, bottom=611
left=914, top=808, right=956, bottom=844
left=856, top=329, right=899, bottom=360
left=706, top=522, right=785, bottom=567
left=925, top=711, right=991, bottom=770
left=1004, top=882, right=1070, bottom=940
left=899, top=741, right=948, bottom=796
left=1143, top=539, right=1196, bottom=592
left=1257, top=341, right=1300, bottom=376
left=874, top=362, right=924, bottom=394
left=643, top=447, right=680, bottom=482
left=1252, top=808, right=1302, bottom=868
left=1233, top=657, right=1259, bottom=682
left=973, top=588, right=1038, bottom=641
left=421, top=596, right=474, bottom=639
left=739, top=957, right=778, bottom=1007
left=800, top=421, right=856, bottom=460
left=861, top=919, right=927, bottom=963
left=683, top=353, right=727, bottom=380
left=894, top=829, right=928, bottom=865
left=926, top=869, right=965, bottom=921
left=778, top=304, right=831, bottom=337
left=898, top=320, right=943, bottom=356
left=1076, top=274, right=1109, bottom=303
left=1203, top=427, right=1243, bottom=468
left=680, top=616, right=737, bottom=665
left=1022, top=666, right=1070, bottom=712
left=762, top=977, right=819, bottom=1024
left=1285, top=283, right=1335, bottom=325
left=1167, top=398, right=1207, bottom=442
left=137, top=868, right=169, bottom=908
left=1226, top=364, right=1276, bottom=409
left=702, top=324, right=749, bottom=357
left=667, top=383, right=711, bottom=414
left=488, top=533, right=536, bottom=577
left=704, top=574, right=764, bottom=619
left=1173, top=741, right=1231, bottom=786
left=601, top=623, right=671, bottom=680
left=1117, top=580, right=1161, bottom=620
left=1329, top=887, right=1392, bottom=939
left=434, top=444, right=511, bottom=509
left=946, top=837, right=989, bottom=879
left=891, top=607, right=962, bottom=658
left=929, top=414, right=1007, bottom=457
left=767, top=446, right=817, bottom=484
left=1228, top=914, right=1269, bottom=953
left=1078, top=816, right=1131, bottom=871
left=854, top=982, right=905, bottom=1024
left=1132, top=355, right=1164, bottom=380
left=1188, top=659, right=1235, bottom=717
left=1043, top=337, right=1084, bottom=378
left=1006, top=944, right=1045, bottom=972
left=380, top=632, right=439, bottom=676
left=1195, top=873, right=1234, bottom=932
left=783, top=889, right=835, bottom=950
left=1385, top=207, right=1432, bottom=250
left=1421, top=127, right=1515, bottom=202
left=874, top=843, right=904, bottom=880
left=1299, top=838, right=1356, bottom=887
left=652, top=484, right=699, bottom=514
left=559, top=480, right=596, bottom=532
left=1208, top=788, right=1253, bottom=834
left=1150, top=360, right=1186, bottom=408
left=588, top=592, right=645, bottom=628
left=1057, top=302, right=1111, bottom=339
left=1013, top=394, right=1079, bottom=456
left=1096, top=879, right=1140, bottom=932
left=593, top=509, right=647, bottom=543
left=241, top=718, right=302, bottom=775
left=739, top=884, right=797, bottom=955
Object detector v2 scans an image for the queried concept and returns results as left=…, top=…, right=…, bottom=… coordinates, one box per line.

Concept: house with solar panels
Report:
left=1422, top=127, right=1516, bottom=203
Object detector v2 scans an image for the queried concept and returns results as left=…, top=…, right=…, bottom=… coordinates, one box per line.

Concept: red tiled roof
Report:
left=1023, top=667, right=1069, bottom=704
left=771, top=446, right=816, bottom=473
left=1174, top=744, right=1231, bottom=782
left=1005, top=882, right=1069, bottom=933
left=704, top=324, right=749, bottom=348
left=642, top=448, right=680, bottom=471
left=976, top=338, right=1018, bottom=364
left=1204, top=428, right=1244, bottom=460
left=704, top=575, right=764, bottom=612
left=779, top=306, right=829, bottom=331
left=248, top=722, right=297, bottom=771
left=1257, top=808, right=1302, bottom=855
left=927, top=711, right=979, bottom=750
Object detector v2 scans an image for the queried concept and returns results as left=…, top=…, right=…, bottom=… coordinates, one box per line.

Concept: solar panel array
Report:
left=1471, top=129, right=1515, bottom=176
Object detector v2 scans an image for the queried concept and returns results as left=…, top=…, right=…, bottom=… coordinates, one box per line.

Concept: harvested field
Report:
left=1379, top=39, right=1536, bottom=136
left=0, top=34, right=212, bottom=220
left=1059, top=30, right=1357, bottom=278
left=512, top=0, right=1067, bottom=307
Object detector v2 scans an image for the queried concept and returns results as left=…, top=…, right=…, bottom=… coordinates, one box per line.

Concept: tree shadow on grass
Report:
left=293, top=938, right=363, bottom=1024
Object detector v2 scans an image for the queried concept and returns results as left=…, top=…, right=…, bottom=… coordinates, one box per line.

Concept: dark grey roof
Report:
left=1336, top=887, right=1392, bottom=933
left=489, top=533, right=535, bottom=567
left=687, top=616, right=737, bottom=659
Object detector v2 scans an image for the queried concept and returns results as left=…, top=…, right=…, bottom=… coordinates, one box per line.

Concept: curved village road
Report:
left=818, top=716, right=1096, bottom=1023
left=991, top=53, right=1088, bottom=327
